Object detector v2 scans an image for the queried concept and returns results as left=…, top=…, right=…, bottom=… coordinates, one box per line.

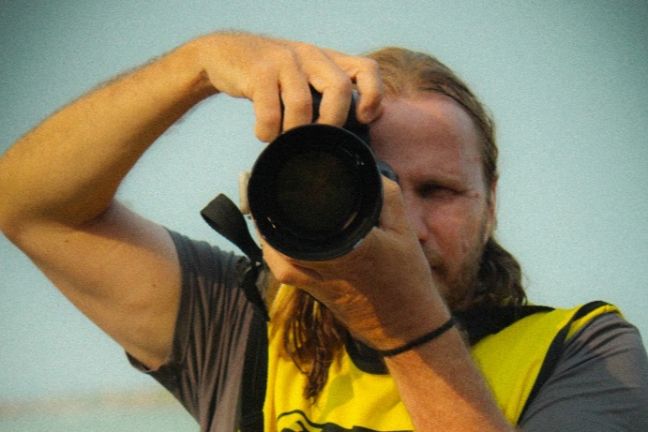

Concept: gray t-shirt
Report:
left=130, top=231, right=648, bottom=431
left=129, top=231, right=254, bottom=431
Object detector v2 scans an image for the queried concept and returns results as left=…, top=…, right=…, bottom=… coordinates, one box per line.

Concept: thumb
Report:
left=378, top=176, right=411, bottom=235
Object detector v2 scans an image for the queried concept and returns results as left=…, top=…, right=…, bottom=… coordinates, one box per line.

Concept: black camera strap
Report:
left=201, top=193, right=269, bottom=431
left=201, top=193, right=268, bottom=320
left=201, top=193, right=262, bottom=264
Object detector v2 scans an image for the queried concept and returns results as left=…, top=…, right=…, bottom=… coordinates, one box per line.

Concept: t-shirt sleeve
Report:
left=127, top=230, right=256, bottom=432
left=519, top=312, right=648, bottom=431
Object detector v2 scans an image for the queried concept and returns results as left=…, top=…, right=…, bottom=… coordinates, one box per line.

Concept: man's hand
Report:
left=261, top=176, right=451, bottom=350
left=188, top=32, right=384, bottom=141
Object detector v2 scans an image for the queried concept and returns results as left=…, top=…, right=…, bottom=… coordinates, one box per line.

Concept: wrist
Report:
left=353, top=295, right=453, bottom=352
left=377, top=316, right=456, bottom=357
left=168, top=38, right=219, bottom=100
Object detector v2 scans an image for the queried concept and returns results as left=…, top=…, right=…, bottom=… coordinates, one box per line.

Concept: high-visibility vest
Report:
left=199, top=196, right=621, bottom=430
left=262, top=290, right=618, bottom=431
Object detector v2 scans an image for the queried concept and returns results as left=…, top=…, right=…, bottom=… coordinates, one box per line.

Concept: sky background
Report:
left=1, top=0, right=647, bottom=409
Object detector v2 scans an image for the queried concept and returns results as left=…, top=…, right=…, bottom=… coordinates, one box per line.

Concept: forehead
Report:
left=369, top=94, right=484, bottom=185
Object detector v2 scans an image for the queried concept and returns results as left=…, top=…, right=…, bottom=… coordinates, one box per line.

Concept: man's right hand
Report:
left=188, top=32, right=384, bottom=141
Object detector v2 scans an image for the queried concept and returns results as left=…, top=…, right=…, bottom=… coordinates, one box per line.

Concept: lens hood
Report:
left=247, top=123, right=383, bottom=260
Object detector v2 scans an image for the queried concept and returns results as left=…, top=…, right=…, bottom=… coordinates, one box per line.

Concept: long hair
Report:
left=277, top=47, right=526, bottom=401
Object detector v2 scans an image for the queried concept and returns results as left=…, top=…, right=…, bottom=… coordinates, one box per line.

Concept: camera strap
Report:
left=201, top=193, right=269, bottom=431
left=201, top=193, right=269, bottom=320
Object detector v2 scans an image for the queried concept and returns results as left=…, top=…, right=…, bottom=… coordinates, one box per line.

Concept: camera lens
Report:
left=247, top=124, right=382, bottom=260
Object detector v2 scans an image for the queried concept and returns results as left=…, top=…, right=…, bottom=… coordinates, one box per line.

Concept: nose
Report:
left=403, top=194, right=429, bottom=244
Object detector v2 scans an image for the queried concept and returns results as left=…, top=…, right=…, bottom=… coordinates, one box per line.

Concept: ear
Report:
left=483, top=178, right=498, bottom=244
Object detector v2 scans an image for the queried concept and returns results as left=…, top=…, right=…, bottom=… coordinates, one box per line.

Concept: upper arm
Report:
left=6, top=200, right=181, bottom=370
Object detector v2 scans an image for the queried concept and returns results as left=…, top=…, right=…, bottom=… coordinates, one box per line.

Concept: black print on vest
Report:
left=277, top=410, right=411, bottom=432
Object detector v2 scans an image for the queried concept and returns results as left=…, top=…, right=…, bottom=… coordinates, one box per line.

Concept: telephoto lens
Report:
left=247, top=92, right=395, bottom=261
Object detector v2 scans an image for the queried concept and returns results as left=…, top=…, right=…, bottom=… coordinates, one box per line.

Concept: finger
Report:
left=251, top=79, right=282, bottom=142
left=278, top=68, right=313, bottom=131
left=379, top=177, right=411, bottom=234
left=288, top=43, right=353, bottom=126
left=261, top=238, right=323, bottom=287
left=316, top=81, right=353, bottom=126
left=325, top=51, right=384, bottom=123
left=353, top=62, right=384, bottom=123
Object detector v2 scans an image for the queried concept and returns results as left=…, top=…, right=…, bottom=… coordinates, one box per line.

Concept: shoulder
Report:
left=168, top=229, right=248, bottom=283
left=520, top=305, right=648, bottom=431
left=560, top=309, right=648, bottom=383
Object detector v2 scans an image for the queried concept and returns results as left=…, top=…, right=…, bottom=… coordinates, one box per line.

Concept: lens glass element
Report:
left=275, top=150, right=360, bottom=238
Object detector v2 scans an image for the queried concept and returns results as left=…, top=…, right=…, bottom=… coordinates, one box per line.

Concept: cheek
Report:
left=425, top=202, right=488, bottom=263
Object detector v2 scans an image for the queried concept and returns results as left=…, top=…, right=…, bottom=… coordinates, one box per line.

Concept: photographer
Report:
left=1, top=31, right=646, bottom=431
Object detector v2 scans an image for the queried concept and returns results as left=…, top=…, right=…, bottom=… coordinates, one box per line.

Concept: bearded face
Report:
left=370, top=94, right=496, bottom=311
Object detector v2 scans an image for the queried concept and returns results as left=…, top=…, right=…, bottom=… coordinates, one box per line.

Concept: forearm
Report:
left=0, top=31, right=383, bottom=234
left=385, top=325, right=514, bottom=431
left=0, top=40, right=213, bottom=231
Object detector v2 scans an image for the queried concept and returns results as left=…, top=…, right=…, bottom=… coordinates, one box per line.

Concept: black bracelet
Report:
left=378, top=317, right=456, bottom=358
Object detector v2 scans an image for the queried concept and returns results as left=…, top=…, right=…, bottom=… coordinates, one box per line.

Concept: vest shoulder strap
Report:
left=473, top=300, right=619, bottom=424
left=239, top=311, right=268, bottom=432
left=519, top=300, right=617, bottom=419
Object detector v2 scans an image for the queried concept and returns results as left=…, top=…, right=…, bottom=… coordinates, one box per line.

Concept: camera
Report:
left=246, top=91, right=395, bottom=261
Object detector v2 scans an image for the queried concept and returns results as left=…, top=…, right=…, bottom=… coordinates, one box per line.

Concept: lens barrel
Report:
left=247, top=93, right=392, bottom=261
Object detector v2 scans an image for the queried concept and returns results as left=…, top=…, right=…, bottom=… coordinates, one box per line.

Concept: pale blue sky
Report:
left=1, top=1, right=647, bottom=403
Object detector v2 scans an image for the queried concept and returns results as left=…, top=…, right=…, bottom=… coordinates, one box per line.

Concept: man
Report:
left=1, top=32, right=646, bottom=431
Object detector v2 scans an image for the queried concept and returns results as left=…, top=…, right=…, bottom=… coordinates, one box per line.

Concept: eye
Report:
left=417, top=182, right=456, bottom=199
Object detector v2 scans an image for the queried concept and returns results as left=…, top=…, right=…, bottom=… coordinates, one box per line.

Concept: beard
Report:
left=423, top=222, right=489, bottom=312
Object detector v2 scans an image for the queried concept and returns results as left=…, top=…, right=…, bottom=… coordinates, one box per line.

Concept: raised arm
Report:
left=0, top=31, right=383, bottom=369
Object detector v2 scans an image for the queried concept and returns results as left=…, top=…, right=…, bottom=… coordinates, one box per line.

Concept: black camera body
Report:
left=247, top=92, right=394, bottom=261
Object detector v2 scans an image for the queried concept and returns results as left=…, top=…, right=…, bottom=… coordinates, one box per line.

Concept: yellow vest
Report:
left=263, top=289, right=618, bottom=431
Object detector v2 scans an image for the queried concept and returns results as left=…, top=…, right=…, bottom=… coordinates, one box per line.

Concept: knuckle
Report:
left=283, top=91, right=311, bottom=111
left=263, top=44, right=299, bottom=70
left=292, top=41, right=319, bottom=58
left=272, top=266, right=299, bottom=286
left=360, top=57, right=380, bottom=73
left=339, top=77, right=354, bottom=94
left=272, top=266, right=288, bottom=283
left=328, top=75, right=353, bottom=96
left=256, top=104, right=281, bottom=124
left=278, top=46, right=299, bottom=64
